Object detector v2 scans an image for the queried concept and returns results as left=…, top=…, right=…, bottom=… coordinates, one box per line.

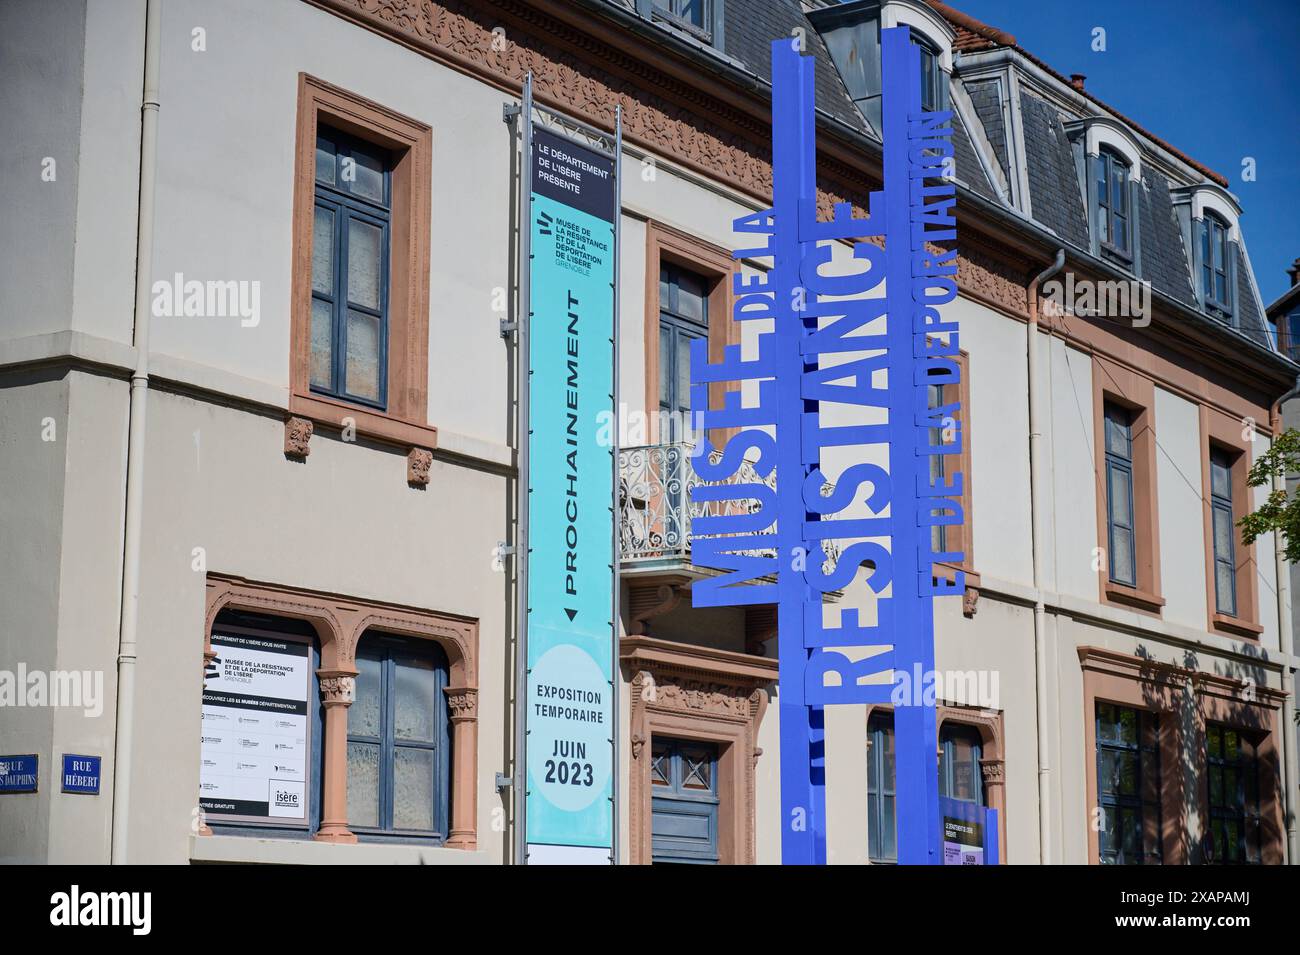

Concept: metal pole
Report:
left=512, top=73, right=534, bottom=866
left=610, top=104, right=622, bottom=866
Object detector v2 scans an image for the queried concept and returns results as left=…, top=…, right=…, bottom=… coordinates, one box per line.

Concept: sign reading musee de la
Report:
left=199, top=632, right=311, bottom=825
left=525, top=126, right=617, bottom=860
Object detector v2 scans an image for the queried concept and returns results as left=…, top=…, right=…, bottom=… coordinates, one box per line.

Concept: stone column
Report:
left=315, top=670, right=358, bottom=843
left=980, top=757, right=1007, bottom=861
left=445, top=686, right=478, bottom=850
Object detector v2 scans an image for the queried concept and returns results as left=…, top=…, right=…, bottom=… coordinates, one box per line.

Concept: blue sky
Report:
left=953, top=0, right=1299, bottom=303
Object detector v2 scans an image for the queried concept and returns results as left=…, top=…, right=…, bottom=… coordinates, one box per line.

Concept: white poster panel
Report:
left=199, top=631, right=311, bottom=825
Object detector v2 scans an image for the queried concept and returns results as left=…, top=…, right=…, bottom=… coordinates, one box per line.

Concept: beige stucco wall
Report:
left=0, top=369, right=128, bottom=864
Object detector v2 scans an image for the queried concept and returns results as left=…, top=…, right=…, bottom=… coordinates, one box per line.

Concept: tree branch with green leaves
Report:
left=1239, top=427, right=1300, bottom=564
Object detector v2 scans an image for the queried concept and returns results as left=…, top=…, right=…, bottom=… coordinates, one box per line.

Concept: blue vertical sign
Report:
left=524, top=124, right=618, bottom=863
left=689, top=30, right=962, bottom=864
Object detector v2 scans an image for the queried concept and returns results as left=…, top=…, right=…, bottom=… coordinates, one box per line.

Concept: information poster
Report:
left=940, top=797, right=985, bottom=865
left=199, top=632, right=310, bottom=824
left=524, top=125, right=617, bottom=862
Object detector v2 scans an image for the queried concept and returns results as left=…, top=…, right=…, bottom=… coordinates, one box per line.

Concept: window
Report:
left=1205, top=723, right=1262, bottom=864
left=1095, top=702, right=1163, bottom=864
left=927, top=379, right=948, bottom=554
left=867, top=713, right=897, bottom=863
left=1104, top=403, right=1137, bottom=587
left=925, top=352, right=971, bottom=571
left=650, top=0, right=715, bottom=44
left=1210, top=449, right=1238, bottom=617
left=312, top=127, right=391, bottom=408
left=1201, top=213, right=1232, bottom=317
left=1096, top=149, right=1131, bottom=259
left=292, top=75, right=434, bottom=450
left=650, top=738, right=720, bottom=864
left=1201, top=410, right=1259, bottom=635
left=912, top=35, right=943, bottom=112
left=658, top=263, right=710, bottom=443
left=348, top=633, right=451, bottom=840
left=1282, top=309, right=1300, bottom=363
left=939, top=724, right=983, bottom=806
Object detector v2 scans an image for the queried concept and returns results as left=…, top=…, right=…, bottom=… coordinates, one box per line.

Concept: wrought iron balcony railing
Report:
left=618, top=442, right=840, bottom=570
left=619, top=442, right=770, bottom=565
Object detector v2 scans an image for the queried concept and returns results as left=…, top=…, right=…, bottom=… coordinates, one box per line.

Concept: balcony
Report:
left=617, top=442, right=839, bottom=575
left=618, top=442, right=761, bottom=569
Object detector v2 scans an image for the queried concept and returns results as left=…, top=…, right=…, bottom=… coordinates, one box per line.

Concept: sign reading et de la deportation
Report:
left=524, top=125, right=617, bottom=862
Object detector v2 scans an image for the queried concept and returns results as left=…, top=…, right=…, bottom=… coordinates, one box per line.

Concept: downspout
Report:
left=1269, top=378, right=1300, bottom=864
left=1027, top=248, right=1065, bottom=864
left=111, top=0, right=160, bottom=865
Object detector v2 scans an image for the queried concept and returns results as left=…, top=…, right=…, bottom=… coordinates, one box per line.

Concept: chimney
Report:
left=1070, top=74, right=1086, bottom=92
left=1288, top=257, right=1300, bottom=289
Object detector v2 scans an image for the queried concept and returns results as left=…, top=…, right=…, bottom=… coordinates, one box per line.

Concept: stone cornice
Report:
left=620, top=635, right=778, bottom=687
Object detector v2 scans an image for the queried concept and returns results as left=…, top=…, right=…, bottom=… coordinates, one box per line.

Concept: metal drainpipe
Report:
left=110, top=0, right=160, bottom=865
left=1027, top=249, right=1065, bottom=864
left=1269, top=379, right=1300, bottom=864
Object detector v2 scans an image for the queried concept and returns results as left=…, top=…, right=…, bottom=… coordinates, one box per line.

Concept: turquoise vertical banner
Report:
left=525, top=127, right=616, bottom=854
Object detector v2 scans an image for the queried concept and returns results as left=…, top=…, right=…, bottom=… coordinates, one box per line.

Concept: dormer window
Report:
left=913, top=35, right=942, bottom=111
left=1096, top=148, right=1132, bottom=260
left=649, top=0, right=716, bottom=45
left=808, top=0, right=954, bottom=137
left=1170, top=184, right=1241, bottom=324
left=1201, top=212, right=1232, bottom=316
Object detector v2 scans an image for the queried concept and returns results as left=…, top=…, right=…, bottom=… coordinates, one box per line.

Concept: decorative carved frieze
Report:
left=956, top=243, right=1030, bottom=317
left=654, top=680, right=752, bottom=718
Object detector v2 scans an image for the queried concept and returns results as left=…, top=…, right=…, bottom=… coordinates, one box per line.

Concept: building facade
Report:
left=1, top=0, right=1296, bottom=864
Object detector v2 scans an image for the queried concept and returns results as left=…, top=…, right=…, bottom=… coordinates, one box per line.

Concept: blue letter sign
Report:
left=689, top=29, right=962, bottom=864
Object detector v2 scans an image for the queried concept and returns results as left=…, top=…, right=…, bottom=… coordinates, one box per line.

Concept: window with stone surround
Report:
left=291, top=75, right=435, bottom=452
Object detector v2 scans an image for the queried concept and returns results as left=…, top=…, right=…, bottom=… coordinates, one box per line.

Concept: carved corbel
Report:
left=284, top=415, right=313, bottom=458
left=407, top=447, right=433, bottom=486
left=628, top=583, right=684, bottom=636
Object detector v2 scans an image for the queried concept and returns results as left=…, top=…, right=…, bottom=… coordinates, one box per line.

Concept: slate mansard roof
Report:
left=594, top=0, right=1281, bottom=358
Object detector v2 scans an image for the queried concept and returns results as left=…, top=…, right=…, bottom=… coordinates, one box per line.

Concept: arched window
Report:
left=1201, top=211, right=1232, bottom=316
left=1096, top=147, right=1132, bottom=259
left=347, top=631, right=451, bottom=840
